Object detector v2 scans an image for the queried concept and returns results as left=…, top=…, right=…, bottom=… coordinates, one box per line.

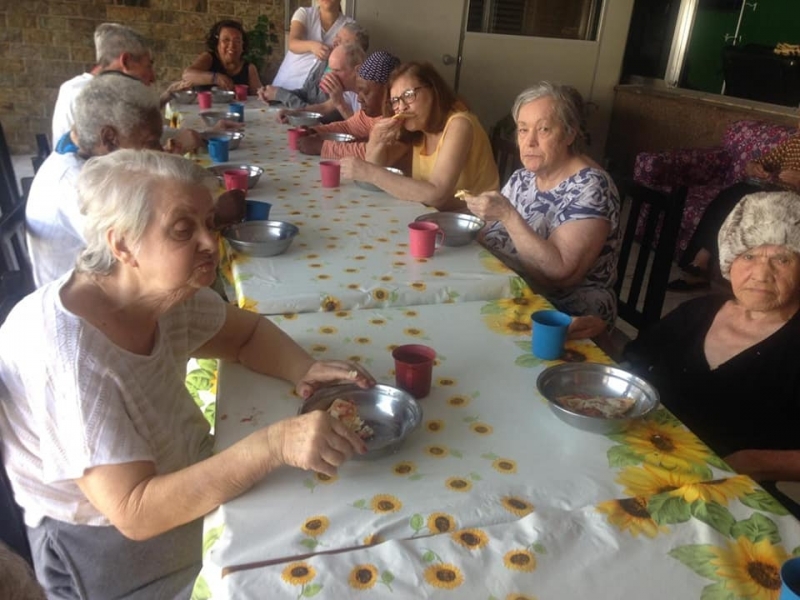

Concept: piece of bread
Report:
left=392, top=112, right=410, bottom=120
left=327, top=398, right=374, bottom=440
left=454, top=189, right=470, bottom=200
left=557, top=394, right=636, bottom=419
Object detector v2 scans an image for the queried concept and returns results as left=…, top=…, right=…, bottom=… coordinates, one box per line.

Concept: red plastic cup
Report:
left=234, top=84, right=248, bottom=101
left=223, top=169, right=249, bottom=196
left=408, top=222, right=445, bottom=258
left=197, top=91, right=212, bottom=109
left=287, top=127, right=310, bottom=150
left=392, top=344, right=436, bottom=399
left=320, top=160, right=341, bottom=188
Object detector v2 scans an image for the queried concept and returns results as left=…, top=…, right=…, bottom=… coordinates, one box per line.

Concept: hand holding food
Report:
left=295, top=360, right=375, bottom=399
left=327, top=398, right=374, bottom=440
left=339, top=156, right=370, bottom=182
left=464, top=191, right=516, bottom=223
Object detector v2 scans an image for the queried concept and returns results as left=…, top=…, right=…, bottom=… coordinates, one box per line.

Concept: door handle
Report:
left=442, top=54, right=456, bottom=66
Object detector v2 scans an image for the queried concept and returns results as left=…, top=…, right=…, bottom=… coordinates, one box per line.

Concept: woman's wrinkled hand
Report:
left=295, top=360, right=376, bottom=400
left=267, top=411, right=367, bottom=476
left=567, top=315, right=606, bottom=340
left=745, top=161, right=770, bottom=180
left=368, top=117, right=404, bottom=146
left=214, top=73, right=235, bottom=91
left=778, top=169, right=800, bottom=190
left=464, top=191, right=515, bottom=223
left=257, top=85, right=278, bottom=103
left=339, top=156, right=370, bottom=182
left=297, top=134, right=323, bottom=155
left=311, top=41, right=331, bottom=61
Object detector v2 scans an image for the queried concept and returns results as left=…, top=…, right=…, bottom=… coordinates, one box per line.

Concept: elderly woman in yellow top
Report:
left=0, top=150, right=374, bottom=598
left=340, top=61, right=498, bottom=212
left=463, top=82, right=620, bottom=330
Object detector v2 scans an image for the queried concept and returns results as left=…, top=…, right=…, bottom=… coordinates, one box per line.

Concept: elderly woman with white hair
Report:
left=463, top=82, right=620, bottom=334
left=1, top=150, right=374, bottom=598
left=625, top=191, right=800, bottom=505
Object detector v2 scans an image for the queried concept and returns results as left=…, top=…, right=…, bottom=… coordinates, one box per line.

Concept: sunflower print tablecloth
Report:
left=193, top=299, right=800, bottom=599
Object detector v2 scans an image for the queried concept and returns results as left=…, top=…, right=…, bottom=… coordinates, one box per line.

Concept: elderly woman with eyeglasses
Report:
left=1, top=150, right=374, bottom=598
left=183, top=20, right=262, bottom=94
left=461, top=82, right=620, bottom=332
left=625, top=192, right=800, bottom=513
left=340, top=61, right=499, bottom=212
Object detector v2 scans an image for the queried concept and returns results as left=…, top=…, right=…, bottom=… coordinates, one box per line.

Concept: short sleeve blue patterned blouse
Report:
left=482, top=167, right=621, bottom=327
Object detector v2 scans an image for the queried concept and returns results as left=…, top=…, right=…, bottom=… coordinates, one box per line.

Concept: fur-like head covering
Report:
left=718, top=191, right=800, bottom=279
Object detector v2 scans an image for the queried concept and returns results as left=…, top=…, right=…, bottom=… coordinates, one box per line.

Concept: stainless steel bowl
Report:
left=207, top=163, right=264, bottom=189
left=299, top=383, right=422, bottom=459
left=223, top=220, right=299, bottom=257
left=414, top=212, right=485, bottom=246
left=318, top=132, right=356, bottom=143
left=285, top=110, right=323, bottom=127
left=536, top=363, right=660, bottom=435
left=202, top=130, right=244, bottom=150
left=354, top=167, right=404, bottom=193
left=211, top=88, right=235, bottom=103
left=171, top=89, right=196, bottom=105
left=199, top=110, right=241, bottom=127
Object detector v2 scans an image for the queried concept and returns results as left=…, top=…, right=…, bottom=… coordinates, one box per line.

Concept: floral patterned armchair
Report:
left=632, top=119, right=797, bottom=258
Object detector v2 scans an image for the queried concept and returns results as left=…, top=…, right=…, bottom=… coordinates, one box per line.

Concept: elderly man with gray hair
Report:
left=28, top=73, right=164, bottom=288
left=51, top=23, right=155, bottom=144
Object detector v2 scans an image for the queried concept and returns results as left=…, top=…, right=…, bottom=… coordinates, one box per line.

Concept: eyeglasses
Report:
left=389, top=86, right=429, bottom=108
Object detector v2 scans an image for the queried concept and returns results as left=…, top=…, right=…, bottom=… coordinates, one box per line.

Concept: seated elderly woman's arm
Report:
left=341, top=116, right=474, bottom=209
left=182, top=53, right=220, bottom=89
left=725, top=449, right=800, bottom=482
left=75, top=305, right=371, bottom=541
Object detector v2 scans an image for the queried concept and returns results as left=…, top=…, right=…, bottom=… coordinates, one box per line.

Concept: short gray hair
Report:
left=718, top=191, right=800, bottom=279
left=338, top=43, right=367, bottom=70
left=73, top=73, right=161, bottom=152
left=77, top=150, right=218, bottom=275
left=94, top=23, right=150, bottom=66
left=341, top=22, right=369, bottom=52
left=512, top=81, right=587, bottom=154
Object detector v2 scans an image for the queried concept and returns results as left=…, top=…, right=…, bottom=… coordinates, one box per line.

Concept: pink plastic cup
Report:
left=234, top=84, right=248, bottom=101
left=287, top=127, right=309, bottom=150
left=392, top=344, right=436, bottom=399
left=320, top=160, right=341, bottom=188
left=408, top=222, right=445, bottom=258
left=197, top=91, right=212, bottom=109
left=223, top=169, right=249, bottom=196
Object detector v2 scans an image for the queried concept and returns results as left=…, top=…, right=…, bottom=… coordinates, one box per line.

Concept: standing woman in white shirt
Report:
left=271, top=0, right=353, bottom=90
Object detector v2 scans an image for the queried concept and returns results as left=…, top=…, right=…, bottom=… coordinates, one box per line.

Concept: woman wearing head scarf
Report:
left=625, top=191, right=800, bottom=497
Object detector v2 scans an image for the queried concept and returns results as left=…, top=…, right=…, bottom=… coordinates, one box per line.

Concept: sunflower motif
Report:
left=596, top=497, right=668, bottom=538
left=432, top=270, right=448, bottom=277
left=620, top=420, right=713, bottom=471
left=318, top=326, right=338, bottom=335
left=426, top=420, right=445, bottom=433
left=301, top=516, right=329, bottom=537
left=452, top=528, right=489, bottom=550
left=393, top=261, right=406, bottom=267
left=404, top=310, right=418, bottom=317
left=616, top=463, right=702, bottom=499
left=708, top=537, right=788, bottom=600
left=349, top=564, right=378, bottom=590
left=321, top=295, right=341, bottom=312
left=560, top=341, right=614, bottom=365
left=370, top=494, right=402, bottom=514
left=445, top=477, right=472, bottom=492
left=424, top=564, right=464, bottom=589
left=492, top=458, right=517, bottom=474
left=428, top=512, right=457, bottom=533
left=347, top=283, right=360, bottom=290
left=500, top=496, right=534, bottom=517
left=425, top=445, right=449, bottom=458
left=282, top=312, right=298, bottom=320
left=310, top=344, right=328, bottom=353
left=317, top=274, right=331, bottom=280
left=392, top=461, right=417, bottom=476
left=305, top=253, right=320, bottom=259
left=361, top=244, right=375, bottom=250
left=363, top=533, right=383, bottom=546
left=314, top=472, right=338, bottom=485
left=380, top=275, right=393, bottom=282
left=344, top=267, right=359, bottom=273
left=437, top=377, right=456, bottom=386
left=482, top=309, right=533, bottom=336
left=470, top=422, right=493, bottom=435
left=678, top=476, right=756, bottom=506
left=503, top=549, right=536, bottom=572
left=447, top=395, right=470, bottom=408
left=239, top=296, right=259, bottom=312
left=373, top=288, right=390, bottom=301
left=370, top=318, right=386, bottom=326
left=347, top=355, right=362, bottom=363
left=354, top=255, right=367, bottom=261
left=506, top=595, right=537, bottom=600
left=335, top=311, right=350, bottom=318
left=404, top=327, right=424, bottom=337
left=309, top=263, right=323, bottom=268
left=354, top=336, right=371, bottom=345
left=281, top=562, right=316, bottom=585
left=410, top=282, right=427, bottom=291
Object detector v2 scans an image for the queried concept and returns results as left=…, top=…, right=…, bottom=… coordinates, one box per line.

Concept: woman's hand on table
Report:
left=266, top=410, right=367, bottom=476
left=464, top=191, right=516, bottom=223
left=297, top=134, right=323, bottom=155
left=340, top=156, right=371, bottom=182
left=258, top=85, right=278, bottom=103
left=295, top=360, right=376, bottom=399
left=567, top=315, right=606, bottom=340
left=214, top=73, right=235, bottom=91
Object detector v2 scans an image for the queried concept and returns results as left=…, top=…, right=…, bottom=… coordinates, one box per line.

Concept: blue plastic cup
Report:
left=228, top=102, right=245, bottom=123
left=781, top=557, right=800, bottom=599
left=207, top=137, right=230, bottom=163
left=245, top=201, right=271, bottom=221
left=531, top=310, right=572, bottom=360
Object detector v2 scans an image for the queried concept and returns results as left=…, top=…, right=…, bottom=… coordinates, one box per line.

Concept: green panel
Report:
left=683, top=8, right=739, bottom=93
left=738, top=0, right=800, bottom=46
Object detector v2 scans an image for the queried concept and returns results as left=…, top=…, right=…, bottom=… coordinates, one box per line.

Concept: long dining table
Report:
left=173, top=99, right=800, bottom=600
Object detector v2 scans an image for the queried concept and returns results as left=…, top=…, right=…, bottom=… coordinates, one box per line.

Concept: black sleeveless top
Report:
left=195, top=53, right=251, bottom=90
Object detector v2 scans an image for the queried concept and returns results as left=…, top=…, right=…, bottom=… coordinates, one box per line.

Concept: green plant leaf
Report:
left=668, top=545, right=724, bottom=581
left=481, top=452, right=498, bottom=460
left=190, top=575, right=211, bottom=600
left=409, top=474, right=423, bottom=481
left=699, top=582, right=738, bottom=600
left=203, top=525, right=224, bottom=556
left=451, top=449, right=463, bottom=458
left=422, top=550, right=436, bottom=563
left=381, top=571, right=395, bottom=584
left=690, top=501, right=735, bottom=537
left=410, top=513, right=424, bottom=532
left=303, top=479, right=315, bottom=490
left=792, top=546, right=800, bottom=557
left=606, top=445, right=643, bottom=468
left=480, top=303, right=505, bottom=315
left=514, top=340, right=531, bottom=351
left=203, top=402, right=216, bottom=428
left=740, top=490, right=790, bottom=516
left=730, top=513, right=781, bottom=544
left=648, top=494, right=691, bottom=525
left=514, top=354, right=543, bottom=368
left=532, top=542, right=547, bottom=554
left=303, top=583, right=323, bottom=597
left=352, top=499, right=366, bottom=509
left=704, top=454, right=732, bottom=472
left=687, top=463, right=714, bottom=481
left=299, top=538, right=318, bottom=550
left=196, top=358, right=218, bottom=373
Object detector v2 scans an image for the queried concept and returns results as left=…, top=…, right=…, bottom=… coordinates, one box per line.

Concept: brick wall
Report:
left=0, top=0, right=286, bottom=154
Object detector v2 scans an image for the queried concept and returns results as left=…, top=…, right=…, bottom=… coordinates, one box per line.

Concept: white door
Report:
left=351, top=0, right=466, bottom=88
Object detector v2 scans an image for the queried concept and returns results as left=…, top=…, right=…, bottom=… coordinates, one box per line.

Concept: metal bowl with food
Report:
left=222, top=220, right=299, bottom=257
left=202, top=130, right=244, bottom=150
left=317, top=132, right=356, bottom=143
left=536, top=363, right=660, bottom=435
left=284, top=110, right=323, bottom=127
left=211, top=88, right=235, bottom=103
left=199, top=110, right=241, bottom=127
left=354, top=167, right=404, bottom=193
left=170, top=89, right=197, bottom=105
left=414, top=212, right=485, bottom=246
left=207, top=163, right=264, bottom=189
left=299, top=383, right=422, bottom=460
